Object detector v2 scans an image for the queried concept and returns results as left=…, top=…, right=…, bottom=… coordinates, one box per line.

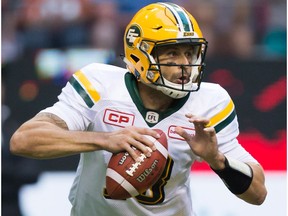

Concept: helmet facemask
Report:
left=141, top=38, right=208, bottom=99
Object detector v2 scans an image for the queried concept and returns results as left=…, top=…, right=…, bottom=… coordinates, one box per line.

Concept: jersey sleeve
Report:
left=40, top=64, right=103, bottom=131
left=206, top=86, right=258, bottom=164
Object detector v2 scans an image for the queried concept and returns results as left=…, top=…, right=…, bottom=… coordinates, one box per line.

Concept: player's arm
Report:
left=10, top=112, right=158, bottom=160
left=175, top=115, right=267, bottom=205
left=235, top=162, right=266, bottom=204
left=209, top=153, right=267, bottom=205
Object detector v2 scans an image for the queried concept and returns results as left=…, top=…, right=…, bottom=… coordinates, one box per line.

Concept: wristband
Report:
left=211, top=156, right=253, bottom=195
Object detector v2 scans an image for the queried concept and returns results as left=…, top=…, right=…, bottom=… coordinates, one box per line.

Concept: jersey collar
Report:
left=125, top=72, right=189, bottom=127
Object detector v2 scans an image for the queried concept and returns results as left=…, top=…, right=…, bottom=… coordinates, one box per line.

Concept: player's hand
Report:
left=103, top=126, right=159, bottom=161
left=174, top=114, right=223, bottom=167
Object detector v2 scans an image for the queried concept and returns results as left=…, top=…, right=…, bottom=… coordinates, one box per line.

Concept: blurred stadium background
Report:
left=1, top=0, right=286, bottom=215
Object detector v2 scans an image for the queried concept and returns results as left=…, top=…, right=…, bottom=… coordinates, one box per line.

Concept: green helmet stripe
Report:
left=174, top=6, right=190, bottom=32
left=161, top=2, right=193, bottom=32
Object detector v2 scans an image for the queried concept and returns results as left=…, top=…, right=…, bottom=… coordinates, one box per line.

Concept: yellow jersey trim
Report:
left=74, top=70, right=101, bottom=103
left=207, top=99, right=235, bottom=128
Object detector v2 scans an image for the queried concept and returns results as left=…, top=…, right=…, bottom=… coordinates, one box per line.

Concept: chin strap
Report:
left=122, top=57, right=135, bottom=71
left=156, top=85, right=189, bottom=99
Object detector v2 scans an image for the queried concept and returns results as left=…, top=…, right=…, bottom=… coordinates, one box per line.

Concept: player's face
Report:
left=156, top=44, right=198, bottom=84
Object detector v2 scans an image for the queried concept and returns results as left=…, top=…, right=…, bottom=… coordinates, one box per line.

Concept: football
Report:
left=105, top=129, right=168, bottom=200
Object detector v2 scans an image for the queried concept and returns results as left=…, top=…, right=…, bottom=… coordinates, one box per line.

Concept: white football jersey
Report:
left=41, top=63, right=258, bottom=216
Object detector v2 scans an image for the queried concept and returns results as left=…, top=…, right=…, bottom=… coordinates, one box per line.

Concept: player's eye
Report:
left=167, top=50, right=177, bottom=57
left=185, top=51, right=193, bottom=57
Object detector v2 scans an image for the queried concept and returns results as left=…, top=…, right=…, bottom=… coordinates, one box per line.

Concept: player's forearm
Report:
left=211, top=156, right=267, bottom=205
left=236, top=163, right=267, bottom=205
left=10, top=120, right=104, bottom=159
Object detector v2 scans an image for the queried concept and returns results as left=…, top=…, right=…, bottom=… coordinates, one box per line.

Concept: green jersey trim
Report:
left=124, top=73, right=189, bottom=127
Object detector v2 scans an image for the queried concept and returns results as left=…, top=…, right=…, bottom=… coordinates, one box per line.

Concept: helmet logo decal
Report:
left=184, top=32, right=194, bottom=37
left=126, top=25, right=141, bottom=48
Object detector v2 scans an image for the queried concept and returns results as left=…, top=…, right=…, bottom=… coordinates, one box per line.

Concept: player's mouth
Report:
left=175, top=74, right=190, bottom=84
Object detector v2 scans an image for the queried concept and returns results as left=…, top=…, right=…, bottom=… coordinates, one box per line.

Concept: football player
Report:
left=10, top=2, right=267, bottom=216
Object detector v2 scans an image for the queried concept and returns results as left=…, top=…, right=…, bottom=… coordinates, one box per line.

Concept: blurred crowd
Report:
left=2, top=0, right=287, bottom=65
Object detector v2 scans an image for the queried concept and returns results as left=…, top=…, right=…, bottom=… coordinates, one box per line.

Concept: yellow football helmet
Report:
left=123, top=2, right=208, bottom=98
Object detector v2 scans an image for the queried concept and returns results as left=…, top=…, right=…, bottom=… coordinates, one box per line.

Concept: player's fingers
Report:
left=191, top=118, right=210, bottom=131
left=189, top=120, right=204, bottom=136
left=139, top=134, right=158, bottom=151
left=203, top=126, right=216, bottom=137
left=185, top=113, right=194, bottom=118
left=186, top=114, right=210, bottom=126
left=125, top=145, right=142, bottom=161
left=133, top=128, right=159, bottom=151
left=127, top=137, right=153, bottom=159
left=136, top=127, right=161, bottom=140
left=174, top=126, right=192, bottom=142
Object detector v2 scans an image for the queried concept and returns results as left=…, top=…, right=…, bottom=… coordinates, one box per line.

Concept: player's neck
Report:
left=137, top=82, right=175, bottom=112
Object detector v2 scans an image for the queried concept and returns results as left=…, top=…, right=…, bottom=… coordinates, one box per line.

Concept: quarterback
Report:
left=10, top=2, right=267, bottom=216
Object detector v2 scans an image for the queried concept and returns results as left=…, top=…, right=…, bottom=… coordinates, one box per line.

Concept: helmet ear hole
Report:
left=130, top=54, right=140, bottom=63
